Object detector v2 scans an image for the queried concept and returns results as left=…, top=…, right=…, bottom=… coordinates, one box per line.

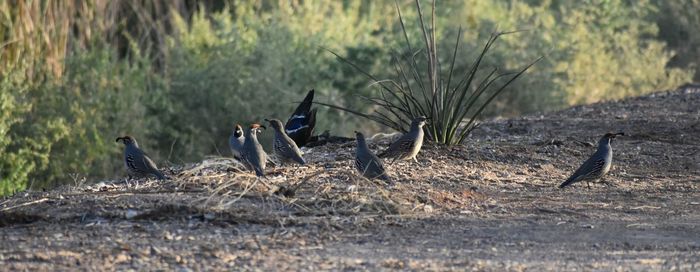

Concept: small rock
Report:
left=125, top=209, right=139, bottom=219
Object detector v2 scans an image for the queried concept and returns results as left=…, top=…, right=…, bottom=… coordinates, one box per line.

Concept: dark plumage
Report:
left=559, top=132, right=624, bottom=188
left=355, top=131, right=390, bottom=181
left=116, top=136, right=166, bottom=180
left=285, top=89, right=317, bottom=147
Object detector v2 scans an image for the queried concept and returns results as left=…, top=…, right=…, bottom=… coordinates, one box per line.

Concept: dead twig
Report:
left=1, top=198, right=50, bottom=212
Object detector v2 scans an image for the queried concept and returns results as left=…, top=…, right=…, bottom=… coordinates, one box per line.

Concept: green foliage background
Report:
left=1, top=0, right=697, bottom=195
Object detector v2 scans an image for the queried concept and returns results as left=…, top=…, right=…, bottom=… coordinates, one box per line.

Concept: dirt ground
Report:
left=1, top=88, right=699, bottom=271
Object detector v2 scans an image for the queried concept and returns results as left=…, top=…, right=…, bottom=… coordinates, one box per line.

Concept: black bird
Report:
left=285, top=89, right=317, bottom=147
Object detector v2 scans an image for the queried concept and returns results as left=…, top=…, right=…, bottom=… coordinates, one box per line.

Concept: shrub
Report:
left=455, top=0, right=693, bottom=115
left=320, top=0, right=539, bottom=145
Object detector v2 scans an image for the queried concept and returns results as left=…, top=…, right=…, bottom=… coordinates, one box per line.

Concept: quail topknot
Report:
left=378, top=116, right=429, bottom=163
left=228, top=123, right=245, bottom=161
left=241, top=123, right=268, bottom=177
left=116, top=136, right=166, bottom=180
left=559, top=132, right=624, bottom=189
left=285, top=89, right=317, bottom=147
left=354, top=131, right=390, bottom=181
left=266, top=118, right=306, bottom=165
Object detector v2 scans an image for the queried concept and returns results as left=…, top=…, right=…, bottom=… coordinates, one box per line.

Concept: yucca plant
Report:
left=319, top=0, right=541, bottom=145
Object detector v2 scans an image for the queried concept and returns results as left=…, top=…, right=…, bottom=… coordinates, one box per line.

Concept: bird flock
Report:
left=116, top=89, right=624, bottom=188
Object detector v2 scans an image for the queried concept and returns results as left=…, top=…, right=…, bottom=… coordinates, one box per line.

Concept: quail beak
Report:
left=115, top=137, right=122, bottom=142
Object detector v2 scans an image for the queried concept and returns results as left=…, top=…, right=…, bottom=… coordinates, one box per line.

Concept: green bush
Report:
left=40, top=43, right=157, bottom=185
left=150, top=3, right=403, bottom=159
left=654, top=0, right=700, bottom=81
left=0, top=65, right=70, bottom=194
left=454, top=0, right=692, bottom=115
left=321, top=1, right=539, bottom=145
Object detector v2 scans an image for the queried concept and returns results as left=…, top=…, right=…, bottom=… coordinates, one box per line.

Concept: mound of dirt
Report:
left=1, top=88, right=699, bottom=270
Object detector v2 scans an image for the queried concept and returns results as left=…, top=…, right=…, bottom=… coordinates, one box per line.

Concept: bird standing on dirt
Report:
left=228, top=124, right=245, bottom=160
left=379, top=116, right=429, bottom=163
left=285, top=89, right=317, bottom=147
left=266, top=118, right=306, bottom=165
left=559, top=132, right=624, bottom=189
left=241, top=124, right=268, bottom=177
left=116, top=136, right=167, bottom=180
left=355, top=131, right=390, bottom=181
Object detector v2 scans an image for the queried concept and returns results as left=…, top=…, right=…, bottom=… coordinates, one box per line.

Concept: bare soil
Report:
left=1, top=88, right=699, bottom=271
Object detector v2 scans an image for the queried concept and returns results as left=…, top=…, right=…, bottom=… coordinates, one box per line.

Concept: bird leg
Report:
left=123, top=176, right=132, bottom=188
left=390, top=157, right=399, bottom=165
left=586, top=181, right=591, bottom=189
left=600, top=178, right=613, bottom=187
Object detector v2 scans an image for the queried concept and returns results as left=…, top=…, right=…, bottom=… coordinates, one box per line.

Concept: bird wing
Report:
left=379, top=134, right=414, bottom=158
left=288, top=90, right=314, bottom=119
left=573, top=157, right=605, bottom=180
left=285, top=90, right=316, bottom=146
left=275, top=137, right=305, bottom=164
left=126, top=148, right=163, bottom=176
left=356, top=153, right=387, bottom=179
left=229, top=135, right=244, bottom=159
left=559, top=156, right=605, bottom=188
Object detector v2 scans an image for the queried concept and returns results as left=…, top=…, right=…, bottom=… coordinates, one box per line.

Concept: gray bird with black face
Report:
left=355, top=131, right=390, bottom=181
left=241, top=124, right=267, bottom=177
left=266, top=118, right=306, bottom=165
left=378, top=116, right=429, bottom=163
left=116, top=136, right=166, bottom=180
left=559, top=132, right=624, bottom=188
left=228, top=124, right=245, bottom=160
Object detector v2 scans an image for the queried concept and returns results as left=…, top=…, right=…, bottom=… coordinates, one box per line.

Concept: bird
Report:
left=241, top=123, right=267, bottom=177
left=285, top=89, right=317, bottom=147
left=354, top=131, right=390, bottom=181
left=116, top=136, right=166, bottom=180
left=228, top=123, right=245, bottom=160
left=559, top=132, right=625, bottom=189
left=378, top=116, right=429, bottom=163
left=265, top=118, right=306, bottom=165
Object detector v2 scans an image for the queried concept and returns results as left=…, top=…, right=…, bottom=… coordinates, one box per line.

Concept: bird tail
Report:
left=558, top=176, right=576, bottom=188
left=291, top=89, right=314, bottom=117
left=155, top=171, right=167, bottom=180
left=254, top=168, right=265, bottom=177
left=307, top=108, right=317, bottom=130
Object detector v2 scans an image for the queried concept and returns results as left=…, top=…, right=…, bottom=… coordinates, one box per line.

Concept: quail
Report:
left=379, top=116, right=429, bottom=163
left=228, top=123, right=245, bottom=160
left=116, top=136, right=166, bottom=180
left=266, top=118, right=306, bottom=165
left=285, top=89, right=317, bottom=147
left=241, top=124, right=267, bottom=177
left=559, top=132, right=624, bottom=188
left=355, top=131, right=390, bottom=181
